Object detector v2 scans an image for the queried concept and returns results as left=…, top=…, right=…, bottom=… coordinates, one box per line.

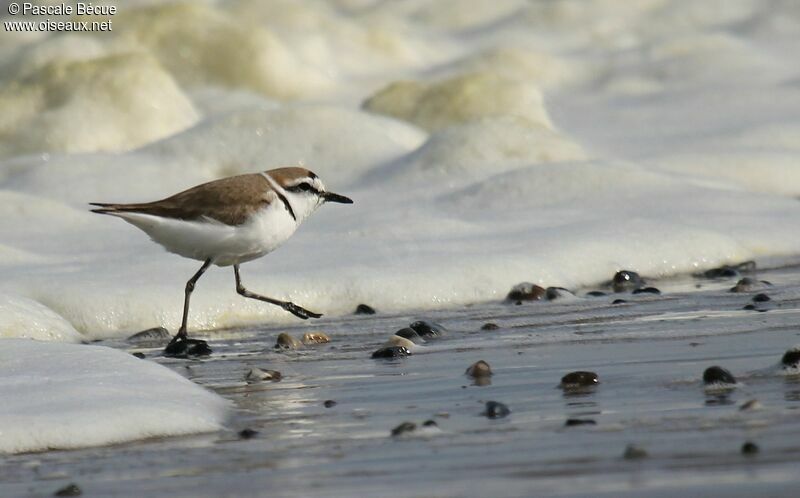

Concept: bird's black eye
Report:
left=288, top=182, right=317, bottom=194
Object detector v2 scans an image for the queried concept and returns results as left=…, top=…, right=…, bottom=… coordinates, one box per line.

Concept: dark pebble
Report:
left=481, top=322, right=500, bottom=331
left=737, top=261, right=757, bottom=272
left=238, top=428, right=258, bottom=439
left=703, top=365, right=736, bottom=385
left=703, top=267, right=740, bottom=278
left=741, top=441, right=759, bottom=455
left=612, top=299, right=628, bottom=305
left=355, top=304, right=376, bottom=315
left=560, top=371, right=599, bottom=389
left=409, top=320, right=446, bottom=339
left=163, top=338, right=212, bottom=358
left=395, top=327, right=425, bottom=343
left=701, top=261, right=756, bottom=279
left=422, top=419, right=438, bottom=427
left=632, top=287, right=661, bottom=295
left=323, top=400, right=337, bottom=408
left=54, top=484, right=82, bottom=497
left=127, top=327, right=171, bottom=344
left=506, top=282, right=546, bottom=301
left=131, top=352, right=146, bottom=359
left=586, top=291, right=606, bottom=297
left=565, top=418, right=596, bottom=426
left=623, top=444, right=648, bottom=460
left=465, top=360, right=493, bottom=378
left=781, top=347, right=800, bottom=368
left=483, top=401, right=510, bottom=419
left=545, top=287, right=574, bottom=300
left=613, top=270, right=644, bottom=293
left=752, top=293, right=771, bottom=302
left=391, top=421, right=416, bottom=436
left=730, top=277, right=770, bottom=293
left=371, top=346, right=411, bottom=359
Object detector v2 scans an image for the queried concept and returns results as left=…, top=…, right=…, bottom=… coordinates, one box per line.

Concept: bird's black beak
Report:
left=321, top=191, right=353, bottom=204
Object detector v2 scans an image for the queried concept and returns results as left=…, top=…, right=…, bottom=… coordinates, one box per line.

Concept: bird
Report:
left=90, top=167, right=353, bottom=357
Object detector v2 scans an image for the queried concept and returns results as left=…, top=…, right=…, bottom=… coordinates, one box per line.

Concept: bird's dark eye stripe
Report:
left=287, top=182, right=319, bottom=194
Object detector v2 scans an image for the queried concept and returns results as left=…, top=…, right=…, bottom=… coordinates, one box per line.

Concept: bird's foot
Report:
left=164, top=334, right=212, bottom=358
left=283, top=302, right=323, bottom=320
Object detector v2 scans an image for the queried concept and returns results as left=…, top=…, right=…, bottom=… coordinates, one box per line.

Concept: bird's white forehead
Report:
left=265, top=168, right=326, bottom=192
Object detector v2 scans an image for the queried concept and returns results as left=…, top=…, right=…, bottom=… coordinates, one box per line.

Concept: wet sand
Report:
left=4, top=266, right=800, bottom=497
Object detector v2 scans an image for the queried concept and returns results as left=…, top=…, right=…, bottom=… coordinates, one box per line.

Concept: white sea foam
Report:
left=0, top=339, right=229, bottom=454
left=0, top=49, right=199, bottom=157
left=363, top=72, right=555, bottom=131
left=0, top=0, right=799, bottom=340
left=0, top=295, right=82, bottom=342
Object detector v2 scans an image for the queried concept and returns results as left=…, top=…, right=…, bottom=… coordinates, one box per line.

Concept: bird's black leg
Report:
left=234, top=264, right=322, bottom=320
left=165, top=258, right=213, bottom=357
left=176, top=258, right=213, bottom=339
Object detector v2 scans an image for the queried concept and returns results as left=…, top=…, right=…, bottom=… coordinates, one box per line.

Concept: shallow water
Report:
left=3, top=265, right=800, bottom=497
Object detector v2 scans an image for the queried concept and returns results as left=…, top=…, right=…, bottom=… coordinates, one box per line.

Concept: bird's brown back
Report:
left=90, top=173, right=273, bottom=226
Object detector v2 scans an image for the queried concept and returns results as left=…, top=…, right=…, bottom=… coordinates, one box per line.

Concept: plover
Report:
left=91, top=167, right=353, bottom=356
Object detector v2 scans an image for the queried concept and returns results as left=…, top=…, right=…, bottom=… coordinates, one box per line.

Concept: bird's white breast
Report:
left=115, top=202, right=299, bottom=266
left=226, top=201, right=300, bottom=265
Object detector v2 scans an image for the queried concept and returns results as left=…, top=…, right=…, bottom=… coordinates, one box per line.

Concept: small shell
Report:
left=275, top=333, right=302, bottom=350
left=391, top=422, right=416, bottom=437
left=302, top=332, right=330, bottom=345
left=730, top=277, right=771, bottom=293
left=408, top=320, right=446, bottom=338
left=371, top=346, right=411, bottom=359
left=782, top=346, right=800, bottom=369
left=383, top=335, right=415, bottom=349
left=245, top=367, right=282, bottom=382
left=506, top=282, right=546, bottom=302
left=395, top=327, right=425, bottom=344
left=739, top=399, right=762, bottom=411
left=703, top=365, right=736, bottom=385
left=127, top=327, right=171, bottom=345
left=613, top=270, right=644, bottom=292
left=465, top=360, right=493, bottom=378
left=560, top=371, right=599, bottom=389
left=355, top=304, right=376, bottom=315
left=483, top=401, right=510, bottom=419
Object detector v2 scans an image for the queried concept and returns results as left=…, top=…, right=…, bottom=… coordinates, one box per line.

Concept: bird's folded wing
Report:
left=90, top=173, right=274, bottom=226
